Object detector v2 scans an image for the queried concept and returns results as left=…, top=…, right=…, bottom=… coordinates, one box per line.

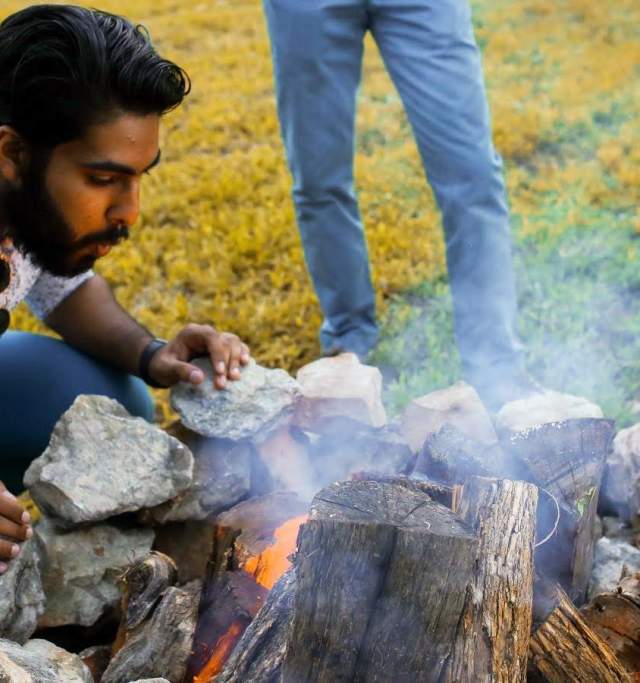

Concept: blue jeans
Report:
left=263, top=0, right=524, bottom=384
left=0, top=332, right=154, bottom=493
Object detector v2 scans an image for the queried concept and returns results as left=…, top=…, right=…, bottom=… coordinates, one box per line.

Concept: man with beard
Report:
left=0, top=5, right=250, bottom=572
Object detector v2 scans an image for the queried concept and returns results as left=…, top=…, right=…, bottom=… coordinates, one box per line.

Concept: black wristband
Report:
left=139, top=338, right=167, bottom=388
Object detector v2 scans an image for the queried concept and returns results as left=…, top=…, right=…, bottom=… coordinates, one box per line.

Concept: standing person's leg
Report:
left=371, top=0, right=526, bottom=406
left=263, top=0, right=378, bottom=357
left=0, top=331, right=154, bottom=493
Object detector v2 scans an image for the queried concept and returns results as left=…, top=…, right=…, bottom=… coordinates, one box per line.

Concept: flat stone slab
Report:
left=36, top=516, right=155, bottom=628
left=0, top=539, right=45, bottom=644
left=24, top=395, right=194, bottom=527
left=0, top=638, right=92, bottom=682
left=171, top=359, right=300, bottom=440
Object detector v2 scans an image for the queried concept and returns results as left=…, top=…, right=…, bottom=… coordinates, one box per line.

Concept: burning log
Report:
left=580, top=571, right=640, bottom=674
left=499, top=417, right=615, bottom=604
left=445, top=477, right=538, bottom=682
left=187, top=571, right=268, bottom=682
left=216, top=569, right=296, bottom=683
left=529, top=583, right=631, bottom=682
left=186, top=493, right=307, bottom=680
left=282, top=479, right=478, bottom=682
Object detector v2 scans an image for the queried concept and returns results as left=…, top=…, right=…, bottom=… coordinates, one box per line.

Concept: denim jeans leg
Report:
left=371, top=0, right=524, bottom=384
left=263, top=0, right=378, bottom=356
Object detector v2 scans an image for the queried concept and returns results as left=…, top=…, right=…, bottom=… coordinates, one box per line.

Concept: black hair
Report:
left=0, top=4, right=190, bottom=148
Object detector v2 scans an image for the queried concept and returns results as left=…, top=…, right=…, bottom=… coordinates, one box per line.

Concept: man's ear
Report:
left=0, top=125, right=28, bottom=184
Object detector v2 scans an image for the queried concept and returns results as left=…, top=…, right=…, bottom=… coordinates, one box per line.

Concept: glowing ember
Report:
left=193, top=621, right=243, bottom=683
left=244, top=514, right=307, bottom=589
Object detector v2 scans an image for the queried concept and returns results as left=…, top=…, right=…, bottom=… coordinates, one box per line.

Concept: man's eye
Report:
left=88, top=175, right=115, bottom=186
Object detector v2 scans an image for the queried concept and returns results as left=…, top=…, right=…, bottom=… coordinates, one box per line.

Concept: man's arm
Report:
left=45, top=275, right=250, bottom=388
left=45, top=274, right=153, bottom=376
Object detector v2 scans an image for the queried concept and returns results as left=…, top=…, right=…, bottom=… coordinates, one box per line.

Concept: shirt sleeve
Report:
left=25, top=270, right=95, bottom=320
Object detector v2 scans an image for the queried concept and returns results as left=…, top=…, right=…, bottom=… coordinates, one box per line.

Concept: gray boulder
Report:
left=0, top=638, right=92, bottom=682
left=171, top=359, right=300, bottom=440
left=588, top=536, right=640, bottom=599
left=0, top=539, right=45, bottom=644
left=35, top=516, right=155, bottom=628
left=148, top=435, right=250, bottom=523
left=24, top=395, right=193, bottom=526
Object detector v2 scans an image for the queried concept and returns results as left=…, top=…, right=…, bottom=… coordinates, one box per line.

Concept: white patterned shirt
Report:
left=0, top=239, right=94, bottom=320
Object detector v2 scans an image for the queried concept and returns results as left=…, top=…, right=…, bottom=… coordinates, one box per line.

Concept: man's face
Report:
left=4, top=112, right=160, bottom=276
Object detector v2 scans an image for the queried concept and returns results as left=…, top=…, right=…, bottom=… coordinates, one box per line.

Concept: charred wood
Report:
left=414, top=424, right=518, bottom=485
left=215, top=569, right=295, bottom=683
left=283, top=479, right=477, bottom=682
left=500, top=418, right=615, bottom=604
left=102, top=577, right=201, bottom=683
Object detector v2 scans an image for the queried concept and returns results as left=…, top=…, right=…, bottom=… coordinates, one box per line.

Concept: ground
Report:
left=3, top=0, right=640, bottom=424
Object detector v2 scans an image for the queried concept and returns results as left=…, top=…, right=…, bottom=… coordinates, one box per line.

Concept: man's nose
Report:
left=107, top=181, right=140, bottom=227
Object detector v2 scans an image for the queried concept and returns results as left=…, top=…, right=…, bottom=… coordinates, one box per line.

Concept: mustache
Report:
left=70, top=224, right=130, bottom=251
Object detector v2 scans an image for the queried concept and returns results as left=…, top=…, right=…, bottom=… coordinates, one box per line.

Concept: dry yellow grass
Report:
left=3, top=0, right=639, bottom=423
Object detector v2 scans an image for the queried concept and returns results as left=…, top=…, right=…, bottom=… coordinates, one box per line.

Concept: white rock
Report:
left=496, top=390, right=603, bottom=434
left=294, top=353, right=386, bottom=430
left=400, top=381, right=497, bottom=453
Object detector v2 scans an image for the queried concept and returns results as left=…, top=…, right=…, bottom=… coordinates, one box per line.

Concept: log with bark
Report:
left=444, top=477, right=538, bottom=682
left=216, top=568, right=296, bottom=683
left=529, top=582, right=631, bottom=682
left=500, top=418, right=614, bottom=604
left=282, top=479, right=478, bottom=682
left=581, top=571, right=640, bottom=674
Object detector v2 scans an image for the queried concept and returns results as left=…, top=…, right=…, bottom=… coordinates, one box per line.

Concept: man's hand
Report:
left=0, top=482, right=32, bottom=573
left=148, top=324, right=250, bottom=389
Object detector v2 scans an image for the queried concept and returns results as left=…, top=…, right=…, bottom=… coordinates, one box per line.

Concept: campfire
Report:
left=2, top=354, right=640, bottom=682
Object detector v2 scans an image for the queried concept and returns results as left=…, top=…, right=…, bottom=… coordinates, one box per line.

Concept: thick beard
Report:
left=2, top=159, right=95, bottom=277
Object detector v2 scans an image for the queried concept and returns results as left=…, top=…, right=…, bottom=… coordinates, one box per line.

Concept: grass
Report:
left=2, top=0, right=639, bottom=426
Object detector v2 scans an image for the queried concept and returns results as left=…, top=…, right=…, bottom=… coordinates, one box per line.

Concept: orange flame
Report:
left=193, top=621, right=243, bottom=683
left=244, top=514, right=307, bottom=589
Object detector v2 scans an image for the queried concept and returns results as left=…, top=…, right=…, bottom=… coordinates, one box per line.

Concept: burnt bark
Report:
left=444, top=477, right=537, bottom=682
left=282, top=479, right=478, bottom=683
left=216, top=569, right=296, bottom=683
left=529, top=583, right=631, bottom=682
left=500, top=418, right=614, bottom=604
left=102, top=578, right=201, bottom=683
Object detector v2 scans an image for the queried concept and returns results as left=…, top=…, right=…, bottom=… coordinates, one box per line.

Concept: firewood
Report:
left=282, top=479, right=478, bottom=682
left=500, top=417, right=615, bottom=604
left=529, top=583, right=631, bottom=682
left=216, top=568, right=296, bottom=683
left=112, top=551, right=177, bottom=654
left=186, top=570, right=267, bottom=681
left=580, top=571, right=640, bottom=673
left=414, top=423, right=519, bottom=484
left=102, top=579, right=201, bottom=683
left=444, top=477, right=537, bottom=682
